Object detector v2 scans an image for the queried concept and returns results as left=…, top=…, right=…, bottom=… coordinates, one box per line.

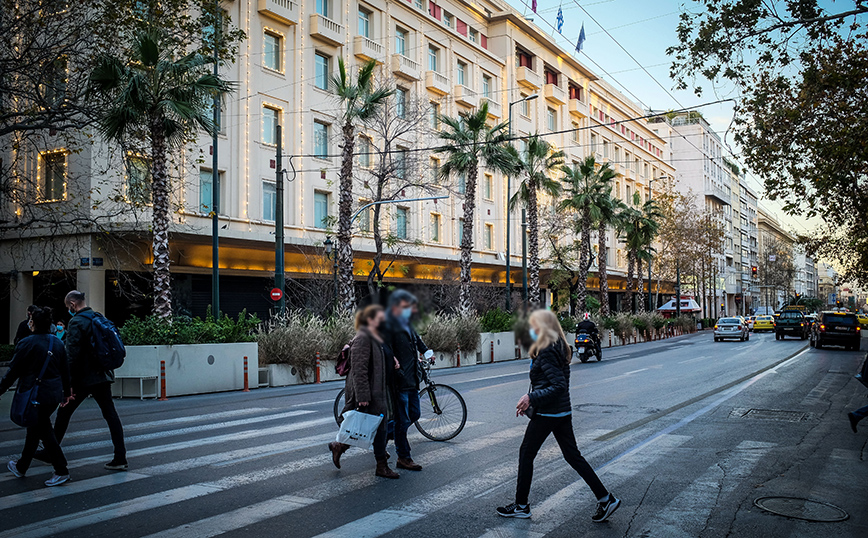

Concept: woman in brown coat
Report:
left=329, top=305, right=400, bottom=478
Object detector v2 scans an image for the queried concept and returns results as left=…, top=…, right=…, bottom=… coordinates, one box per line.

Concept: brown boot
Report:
left=396, top=457, right=422, bottom=471
left=375, top=457, right=400, bottom=479
left=328, top=442, right=349, bottom=469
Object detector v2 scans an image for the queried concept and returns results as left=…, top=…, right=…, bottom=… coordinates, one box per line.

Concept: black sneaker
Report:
left=496, top=502, right=531, bottom=519
left=592, top=496, right=621, bottom=522
left=104, top=459, right=128, bottom=471
left=849, top=412, right=860, bottom=433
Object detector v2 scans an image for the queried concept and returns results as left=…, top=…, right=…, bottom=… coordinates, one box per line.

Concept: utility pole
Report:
left=274, top=125, right=286, bottom=316
left=675, top=261, right=681, bottom=318
left=521, top=209, right=528, bottom=307
left=210, top=2, right=221, bottom=319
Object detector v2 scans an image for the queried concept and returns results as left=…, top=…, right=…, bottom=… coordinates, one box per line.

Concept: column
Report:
left=8, top=271, right=34, bottom=344
left=76, top=268, right=106, bottom=314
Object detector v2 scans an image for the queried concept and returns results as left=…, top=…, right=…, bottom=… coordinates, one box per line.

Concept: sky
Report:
left=500, top=0, right=835, bottom=237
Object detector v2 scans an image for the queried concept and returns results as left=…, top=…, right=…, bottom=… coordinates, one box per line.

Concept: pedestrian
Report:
left=497, top=309, right=620, bottom=522
left=48, top=290, right=128, bottom=471
left=0, top=307, right=74, bottom=487
left=55, top=320, right=66, bottom=341
left=329, top=304, right=401, bottom=479
left=13, top=305, right=38, bottom=345
left=848, top=405, right=868, bottom=433
left=382, top=290, right=429, bottom=472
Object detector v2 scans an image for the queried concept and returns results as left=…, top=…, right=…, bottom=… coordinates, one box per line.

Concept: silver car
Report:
left=714, top=317, right=750, bottom=342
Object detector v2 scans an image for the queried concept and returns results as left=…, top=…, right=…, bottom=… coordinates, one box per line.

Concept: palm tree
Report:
left=619, top=194, right=661, bottom=313
left=510, top=134, right=564, bottom=309
left=88, top=30, right=232, bottom=318
left=558, top=157, right=616, bottom=314
left=594, top=181, right=624, bottom=316
left=438, top=101, right=512, bottom=315
left=332, top=58, right=393, bottom=312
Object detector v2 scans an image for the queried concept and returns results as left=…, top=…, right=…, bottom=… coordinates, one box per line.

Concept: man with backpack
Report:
left=49, top=290, right=128, bottom=470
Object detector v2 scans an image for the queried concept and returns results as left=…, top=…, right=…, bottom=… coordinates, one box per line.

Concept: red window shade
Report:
left=518, top=52, right=532, bottom=68
left=457, top=19, right=468, bottom=36
left=621, top=125, right=626, bottom=134
left=544, top=70, right=557, bottom=85
left=429, top=3, right=441, bottom=20
left=481, top=34, right=488, bottom=49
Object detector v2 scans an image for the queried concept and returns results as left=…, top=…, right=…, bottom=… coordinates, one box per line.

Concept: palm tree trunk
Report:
left=458, top=163, right=478, bottom=316
left=367, top=202, right=384, bottom=304
left=527, top=182, right=541, bottom=309
left=337, top=120, right=356, bottom=312
left=637, top=257, right=645, bottom=313
left=576, top=209, right=591, bottom=314
left=598, top=222, right=610, bottom=316
left=624, top=249, right=636, bottom=313
left=149, top=120, right=172, bottom=319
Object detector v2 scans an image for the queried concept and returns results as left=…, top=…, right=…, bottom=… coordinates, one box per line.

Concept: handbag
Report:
left=856, top=353, right=868, bottom=390
left=10, top=338, right=54, bottom=428
left=336, top=409, right=384, bottom=450
left=523, top=381, right=536, bottom=419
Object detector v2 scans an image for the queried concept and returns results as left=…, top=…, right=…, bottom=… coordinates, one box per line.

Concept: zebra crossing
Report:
left=0, top=396, right=788, bottom=538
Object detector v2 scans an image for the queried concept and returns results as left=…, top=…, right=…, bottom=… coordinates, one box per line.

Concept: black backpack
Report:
left=80, top=311, right=126, bottom=371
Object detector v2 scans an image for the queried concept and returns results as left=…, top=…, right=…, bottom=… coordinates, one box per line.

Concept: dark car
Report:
left=775, top=310, right=809, bottom=340
left=810, top=312, right=862, bottom=350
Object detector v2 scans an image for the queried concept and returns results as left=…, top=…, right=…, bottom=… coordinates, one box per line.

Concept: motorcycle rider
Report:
left=575, top=313, right=602, bottom=359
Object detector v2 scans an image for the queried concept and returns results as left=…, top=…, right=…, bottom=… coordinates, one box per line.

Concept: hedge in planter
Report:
left=120, top=309, right=259, bottom=346
left=257, top=312, right=354, bottom=382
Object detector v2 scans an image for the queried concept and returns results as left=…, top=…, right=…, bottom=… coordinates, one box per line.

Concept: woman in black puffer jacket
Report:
left=496, top=309, right=620, bottom=523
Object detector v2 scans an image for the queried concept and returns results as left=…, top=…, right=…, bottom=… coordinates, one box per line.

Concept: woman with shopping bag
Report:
left=329, top=304, right=400, bottom=479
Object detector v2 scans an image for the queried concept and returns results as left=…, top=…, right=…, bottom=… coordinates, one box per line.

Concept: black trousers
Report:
left=17, top=404, right=68, bottom=476
left=55, top=382, right=126, bottom=460
left=516, top=415, right=608, bottom=505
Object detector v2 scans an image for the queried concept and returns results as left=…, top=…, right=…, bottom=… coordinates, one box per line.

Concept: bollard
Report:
left=490, top=340, right=495, bottom=363
left=608, top=332, right=612, bottom=348
left=456, top=346, right=461, bottom=368
left=515, top=343, right=521, bottom=360
left=315, top=352, right=321, bottom=384
left=158, top=360, right=168, bottom=401
left=243, top=356, right=250, bottom=392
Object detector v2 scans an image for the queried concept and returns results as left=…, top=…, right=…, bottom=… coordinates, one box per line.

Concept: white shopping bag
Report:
left=336, top=410, right=384, bottom=450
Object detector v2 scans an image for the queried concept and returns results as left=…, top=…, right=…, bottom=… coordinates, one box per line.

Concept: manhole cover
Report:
left=754, top=497, right=849, bottom=522
left=730, top=408, right=810, bottom=422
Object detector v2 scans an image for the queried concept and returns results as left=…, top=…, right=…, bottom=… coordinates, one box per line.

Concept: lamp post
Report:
left=274, top=125, right=286, bottom=316
left=506, top=93, right=538, bottom=311
left=210, top=3, right=221, bottom=319
left=324, top=237, right=337, bottom=311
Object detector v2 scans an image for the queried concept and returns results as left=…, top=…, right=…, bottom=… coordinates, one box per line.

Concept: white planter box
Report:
left=267, top=363, right=304, bottom=387
left=430, top=351, right=456, bottom=369
left=479, top=331, right=518, bottom=363
left=112, top=342, right=258, bottom=398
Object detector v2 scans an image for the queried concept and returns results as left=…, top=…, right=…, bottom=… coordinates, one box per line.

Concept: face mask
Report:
left=529, top=328, right=539, bottom=342
left=401, top=307, right=413, bottom=321
left=68, top=309, right=75, bottom=317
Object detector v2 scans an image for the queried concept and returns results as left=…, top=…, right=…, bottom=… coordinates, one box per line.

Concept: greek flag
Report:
left=576, top=23, right=586, bottom=53
left=556, top=7, right=564, bottom=33
left=532, top=0, right=537, bottom=13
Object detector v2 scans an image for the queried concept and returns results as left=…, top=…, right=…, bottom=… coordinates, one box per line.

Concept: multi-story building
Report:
left=0, top=0, right=676, bottom=341
left=817, top=262, right=839, bottom=306
left=722, top=159, right=759, bottom=316
left=757, top=209, right=795, bottom=311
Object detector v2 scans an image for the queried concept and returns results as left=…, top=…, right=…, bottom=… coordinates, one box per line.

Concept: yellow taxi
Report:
left=753, top=315, right=776, bottom=332
left=857, top=313, right=868, bottom=328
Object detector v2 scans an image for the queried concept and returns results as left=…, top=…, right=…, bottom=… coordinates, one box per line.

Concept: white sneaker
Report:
left=44, top=474, right=70, bottom=487
left=7, top=460, right=24, bottom=478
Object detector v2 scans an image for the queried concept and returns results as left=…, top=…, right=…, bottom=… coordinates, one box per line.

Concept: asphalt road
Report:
left=1, top=329, right=866, bottom=537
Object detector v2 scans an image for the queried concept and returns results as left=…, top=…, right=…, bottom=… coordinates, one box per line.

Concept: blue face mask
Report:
left=401, top=307, right=413, bottom=321
left=68, top=309, right=75, bottom=317
left=529, top=328, right=539, bottom=342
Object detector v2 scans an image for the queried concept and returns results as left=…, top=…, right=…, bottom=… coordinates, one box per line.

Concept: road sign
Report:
left=270, top=288, right=283, bottom=301
left=768, top=255, right=777, bottom=262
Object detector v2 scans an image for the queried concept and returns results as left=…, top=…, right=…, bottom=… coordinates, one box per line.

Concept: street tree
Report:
left=619, top=194, right=661, bottom=313
left=669, top=0, right=868, bottom=285
left=331, top=58, right=393, bottom=312
left=758, top=235, right=797, bottom=309
left=437, top=101, right=512, bottom=316
left=88, top=30, right=233, bottom=318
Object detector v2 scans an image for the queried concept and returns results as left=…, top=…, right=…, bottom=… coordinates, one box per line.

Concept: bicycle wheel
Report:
left=333, top=388, right=346, bottom=426
left=415, top=384, right=467, bottom=441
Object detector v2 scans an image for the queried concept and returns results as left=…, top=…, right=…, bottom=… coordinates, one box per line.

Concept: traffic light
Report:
left=751, top=266, right=758, bottom=278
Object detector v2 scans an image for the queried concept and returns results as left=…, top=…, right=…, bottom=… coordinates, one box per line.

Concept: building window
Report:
left=358, top=7, right=371, bottom=38
left=569, top=83, right=583, bottom=101
left=315, top=53, right=330, bottom=91
left=262, top=106, right=279, bottom=145
left=457, top=172, right=466, bottom=195
left=262, top=181, right=276, bottom=221
left=314, top=121, right=329, bottom=159
left=515, top=48, right=533, bottom=69
left=430, top=102, right=440, bottom=128
left=264, top=31, right=282, bottom=71
left=396, top=207, right=409, bottom=239
left=430, top=213, right=441, bottom=242
left=546, top=107, right=556, bottom=131
left=359, top=199, right=372, bottom=232
left=429, top=157, right=440, bottom=182
left=125, top=156, right=151, bottom=205
left=456, top=60, right=467, bottom=86
left=484, top=173, right=493, bottom=200
left=314, top=191, right=329, bottom=228
left=469, top=28, right=478, bottom=44
left=395, top=27, right=407, bottom=56
left=443, top=12, right=453, bottom=28
left=428, top=45, right=439, bottom=72
left=571, top=122, right=579, bottom=144
left=482, top=74, right=492, bottom=99
left=484, top=223, right=493, bottom=250
left=199, top=168, right=214, bottom=213
left=520, top=93, right=530, bottom=117
left=316, top=0, right=329, bottom=18
left=395, top=147, right=408, bottom=179
left=590, top=133, right=598, bottom=155
left=602, top=140, right=610, bottom=159
left=626, top=185, right=632, bottom=203
left=358, top=136, right=372, bottom=168
left=415, top=0, right=423, bottom=9
left=458, top=218, right=465, bottom=244
left=396, top=87, right=407, bottom=118
left=43, top=58, right=68, bottom=106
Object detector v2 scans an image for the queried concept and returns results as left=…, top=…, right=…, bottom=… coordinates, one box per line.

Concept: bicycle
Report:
left=333, top=356, right=467, bottom=441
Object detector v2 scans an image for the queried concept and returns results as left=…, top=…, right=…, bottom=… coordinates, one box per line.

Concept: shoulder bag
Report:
left=10, top=338, right=54, bottom=428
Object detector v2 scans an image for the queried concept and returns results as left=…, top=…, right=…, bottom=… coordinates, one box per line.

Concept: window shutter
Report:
left=457, top=19, right=467, bottom=36
left=481, top=34, right=488, bottom=49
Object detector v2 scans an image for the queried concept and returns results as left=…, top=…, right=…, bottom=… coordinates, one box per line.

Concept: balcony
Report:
left=569, top=98, right=588, bottom=118
left=453, top=85, right=478, bottom=108
left=309, top=13, right=344, bottom=47
left=258, top=0, right=299, bottom=25
left=544, top=83, right=567, bottom=105
left=391, top=54, right=421, bottom=81
left=481, top=97, right=502, bottom=118
left=425, top=71, right=450, bottom=95
left=515, top=66, right=541, bottom=90
left=353, top=35, right=384, bottom=63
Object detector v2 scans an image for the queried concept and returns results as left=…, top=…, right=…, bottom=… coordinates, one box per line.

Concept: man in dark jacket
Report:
left=383, top=290, right=430, bottom=472
left=50, top=290, right=128, bottom=470
left=13, top=305, right=38, bottom=345
left=575, top=313, right=601, bottom=358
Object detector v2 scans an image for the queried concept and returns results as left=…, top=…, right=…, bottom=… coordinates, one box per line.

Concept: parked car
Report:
left=810, top=311, right=862, bottom=350
left=714, top=317, right=750, bottom=342
left=753, top=315, right=776, bottom=332
left=775, top=310, right=810, bottom=340
left=857, top=313, right=868, bottom=328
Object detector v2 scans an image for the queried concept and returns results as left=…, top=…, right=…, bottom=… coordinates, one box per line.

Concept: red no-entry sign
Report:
left=270, top=288, right=283, bottom=301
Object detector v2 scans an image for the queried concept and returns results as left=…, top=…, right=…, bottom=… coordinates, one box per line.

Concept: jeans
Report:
left=395, top=389, right=421, bottom=459
left=853, top=404, right=868, bottom=421
left=55, top=382, right=126, bottom=460
left=516, top=415, right=608, bottom=505
left=17, top=404, right=68, bottom=476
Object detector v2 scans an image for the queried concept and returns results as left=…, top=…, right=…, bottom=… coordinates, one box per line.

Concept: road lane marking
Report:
left=624, top=368, right=649, bottom=375
left=678, top=356, right=710, bottom=364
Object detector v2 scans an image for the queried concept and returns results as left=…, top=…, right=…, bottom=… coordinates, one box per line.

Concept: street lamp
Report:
left=506, top=93, right=538, bottom=311
left=323, top=236, right=337, bottom=311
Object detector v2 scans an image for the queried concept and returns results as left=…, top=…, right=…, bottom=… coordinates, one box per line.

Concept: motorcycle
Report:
left=574, top=332, right=601, bottom=363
